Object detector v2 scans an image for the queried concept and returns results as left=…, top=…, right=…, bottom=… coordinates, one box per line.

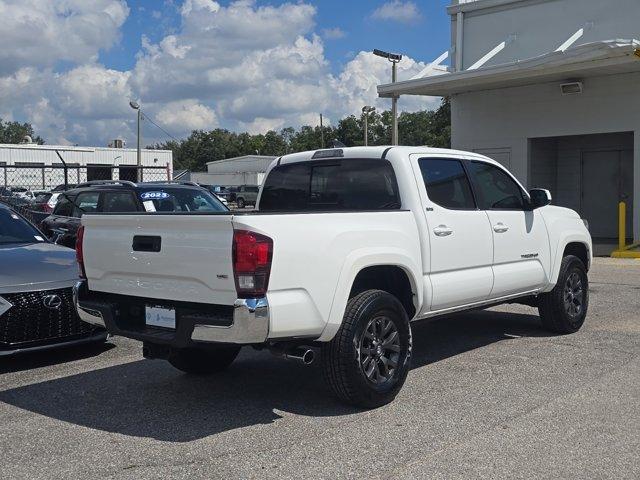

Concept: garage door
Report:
left=581, top=150, right=633, bottom=239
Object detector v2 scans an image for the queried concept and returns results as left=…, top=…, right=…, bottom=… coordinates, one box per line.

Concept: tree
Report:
left=0, top=119, right=44, bottom=144
left=153, top=99, right=451, bottom=171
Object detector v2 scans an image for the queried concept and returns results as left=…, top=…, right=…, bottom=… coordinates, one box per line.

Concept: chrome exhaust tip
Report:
left=270, top=346, right=315, bottom=365
left=285, top=348, right=315, bottom=365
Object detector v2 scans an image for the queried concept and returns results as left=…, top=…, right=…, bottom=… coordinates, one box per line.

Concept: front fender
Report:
left=317, top=248, right=422, bottom=342
left=546, top=232, right=592, bottom=290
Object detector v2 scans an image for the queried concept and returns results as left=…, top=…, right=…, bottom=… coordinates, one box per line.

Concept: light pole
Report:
left=361, top=106, right=375, bottom=146
left=373, top=49, right=402, bottom=145
left=129, top=101, right=141, bottom=181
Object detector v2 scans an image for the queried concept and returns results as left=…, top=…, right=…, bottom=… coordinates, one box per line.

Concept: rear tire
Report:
left=538, top=255, right=588, bottom=334
left=168, top=345, right=241, bottom=374
left=236, top=197, right=245, bottom=208
left=321, top=290, right=412, bottom=409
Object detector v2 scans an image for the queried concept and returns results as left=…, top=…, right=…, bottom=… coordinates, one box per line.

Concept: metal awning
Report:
left=378, top=39, right=640, bottom=97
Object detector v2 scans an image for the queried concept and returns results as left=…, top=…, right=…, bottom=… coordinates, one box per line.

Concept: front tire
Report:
left=321, top=290, right=412, bottom=409
left=538, top=255, right=588, bottom=334
left=168, top=345, right=241, bottom=374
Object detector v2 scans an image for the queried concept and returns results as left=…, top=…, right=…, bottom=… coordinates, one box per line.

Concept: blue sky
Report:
left=1, top=1, right=452, bottom=146
left=101, top=1, right=452, bottom=74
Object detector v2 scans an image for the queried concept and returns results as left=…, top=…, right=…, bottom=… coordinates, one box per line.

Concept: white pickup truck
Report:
left=74, top=146, right=592, bottom=408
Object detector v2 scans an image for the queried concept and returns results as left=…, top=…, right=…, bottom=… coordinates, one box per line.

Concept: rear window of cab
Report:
left=259, top=159, right=401, bottom=212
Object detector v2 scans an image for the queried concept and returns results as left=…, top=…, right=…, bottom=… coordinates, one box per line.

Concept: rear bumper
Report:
left=73, top=281, right=269, bottom=346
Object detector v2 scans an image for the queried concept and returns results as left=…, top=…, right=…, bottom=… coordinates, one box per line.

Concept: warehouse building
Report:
left=379, top=0, right=640, bottom=245
left=0, top=142, right=173, bottom=189
left=189, top=155, right=276, bottom=187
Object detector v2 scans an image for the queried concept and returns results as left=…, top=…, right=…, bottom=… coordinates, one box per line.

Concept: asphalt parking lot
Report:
left=1, top=258, right=638, bottom=479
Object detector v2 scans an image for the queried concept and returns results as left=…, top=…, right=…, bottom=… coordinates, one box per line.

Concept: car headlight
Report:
left=582, top=219, right=589, bottom=230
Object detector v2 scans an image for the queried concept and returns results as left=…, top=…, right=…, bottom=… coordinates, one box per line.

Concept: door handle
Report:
left=433, top=225, right=453, bottom=237
left=493, top=223, right=509, bottom=233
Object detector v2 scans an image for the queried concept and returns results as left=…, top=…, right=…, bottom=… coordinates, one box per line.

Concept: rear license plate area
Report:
left=145, top=306, right=176, bottom=330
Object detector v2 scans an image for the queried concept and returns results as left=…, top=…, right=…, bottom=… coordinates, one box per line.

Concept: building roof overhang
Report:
left=378, top=39, right=640, bottom=98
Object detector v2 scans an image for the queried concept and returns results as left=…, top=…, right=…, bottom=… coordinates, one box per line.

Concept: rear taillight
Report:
left=76, top=225, right=86, bottom=279
left=232, top=230, right=273, bottom=298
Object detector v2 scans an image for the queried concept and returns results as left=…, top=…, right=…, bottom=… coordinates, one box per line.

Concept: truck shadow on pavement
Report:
left=0, top=309, right=551, bottom=442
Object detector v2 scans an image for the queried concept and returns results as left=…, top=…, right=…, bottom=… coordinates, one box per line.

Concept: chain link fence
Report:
left=0, top=164, right=171, bottom=226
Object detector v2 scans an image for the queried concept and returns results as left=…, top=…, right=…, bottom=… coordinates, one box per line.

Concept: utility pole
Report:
left=373, top=49, right=402, bottom=146
left=129, top=101, right=142, bottom=181
left=391, top=60, right=398, bottom=145
left=362, top=106, right=375, bottom=146
left=319, top=113, right=324, bottom=148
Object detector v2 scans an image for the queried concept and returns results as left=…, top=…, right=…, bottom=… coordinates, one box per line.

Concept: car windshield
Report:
left=137, top=187, right=228, bottom=212
left=0, top=209, right=43, bottom=245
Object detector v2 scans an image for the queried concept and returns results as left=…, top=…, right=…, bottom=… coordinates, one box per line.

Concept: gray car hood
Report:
left=0, top=242, right=79, bottom=293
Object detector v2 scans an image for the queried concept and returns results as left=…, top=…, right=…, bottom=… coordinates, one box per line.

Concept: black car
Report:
left=0, top=203, right=106, bottom=356
left=51, top=183, right=78, bottom=192
left=40, top=180, right=228, bottom=248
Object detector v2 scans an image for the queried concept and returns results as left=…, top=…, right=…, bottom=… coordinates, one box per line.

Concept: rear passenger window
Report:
left=73, top=192, right=99, bottom=217
left=419, top=158, right=475, bottom=210
left=53, top=195, right=74, bottom=217
left=102, top=192, right=138, bottom=212
left=260, top=159, right=400, bottom=211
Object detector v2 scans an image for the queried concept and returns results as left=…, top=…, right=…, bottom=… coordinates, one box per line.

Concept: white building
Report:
left=189, top=155, right=276, bottom=186
left=379, top=0, right=640, bottom=244
left=0, top=143, right=173, bottom=189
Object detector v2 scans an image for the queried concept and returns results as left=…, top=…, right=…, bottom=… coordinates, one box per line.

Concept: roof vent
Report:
left=560, top=81, right=583, bottom=95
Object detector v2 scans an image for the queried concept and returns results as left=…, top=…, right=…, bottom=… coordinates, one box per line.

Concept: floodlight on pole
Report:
left=361, top=106, right=376, bottom=146
left=129, top=100, right=142, bottom=181
left=373, top=49, right=402, bottom=145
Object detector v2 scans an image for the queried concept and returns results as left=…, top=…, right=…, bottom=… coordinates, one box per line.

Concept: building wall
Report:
left=0, top=144, right=172, bottom=168
left=206, top=156, right=275, bottom=174
left=452, top=0, right=640, bottom=70
left=451, top=70, right=640, bottom=239
left=190, top=171, right=265, bottom=187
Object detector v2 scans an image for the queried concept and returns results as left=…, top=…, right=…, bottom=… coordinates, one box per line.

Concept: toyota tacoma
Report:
left=74, top=146, right=592, bottom=408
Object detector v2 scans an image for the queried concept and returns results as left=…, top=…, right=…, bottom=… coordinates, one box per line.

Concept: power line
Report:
left=140, top=110, right=181, bottom=143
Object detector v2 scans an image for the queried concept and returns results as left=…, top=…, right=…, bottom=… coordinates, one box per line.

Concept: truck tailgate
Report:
left=82, top=214, right=237, bottom=305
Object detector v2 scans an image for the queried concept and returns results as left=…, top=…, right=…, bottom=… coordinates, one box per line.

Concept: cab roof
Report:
left=277, top=145, right=497, bottom=166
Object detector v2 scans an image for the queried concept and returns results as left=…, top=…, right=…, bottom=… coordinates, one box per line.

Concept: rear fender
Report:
left=318, top=249, right=422, bottom=342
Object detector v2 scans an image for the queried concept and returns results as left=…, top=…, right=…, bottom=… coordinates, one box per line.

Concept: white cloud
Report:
left=0, top=0, right=443, bottom=146
left=155, top=100, right=218, bottom=135
left=371, top=1, right=422, bottom=24
left=322, top=27, right=346, bottom=40
left=0, top=0, right=129, bottom=75
left=330, top=51, right=441, bottom=121
left=56, top=65, right=132, bottom=119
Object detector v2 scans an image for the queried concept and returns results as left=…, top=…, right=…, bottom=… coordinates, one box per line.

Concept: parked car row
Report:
left=39, top=180, right=228, bottom=248
left=197, top=184, right=259, bottom=208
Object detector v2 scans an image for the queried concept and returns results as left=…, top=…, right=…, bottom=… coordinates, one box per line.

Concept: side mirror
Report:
left=529, top=188, right=552, bottom=209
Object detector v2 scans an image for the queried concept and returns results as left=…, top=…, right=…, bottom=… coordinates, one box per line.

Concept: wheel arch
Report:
left=548, top=237, right=591, bottom=286
left=318, top=251, right=422, bottom=342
